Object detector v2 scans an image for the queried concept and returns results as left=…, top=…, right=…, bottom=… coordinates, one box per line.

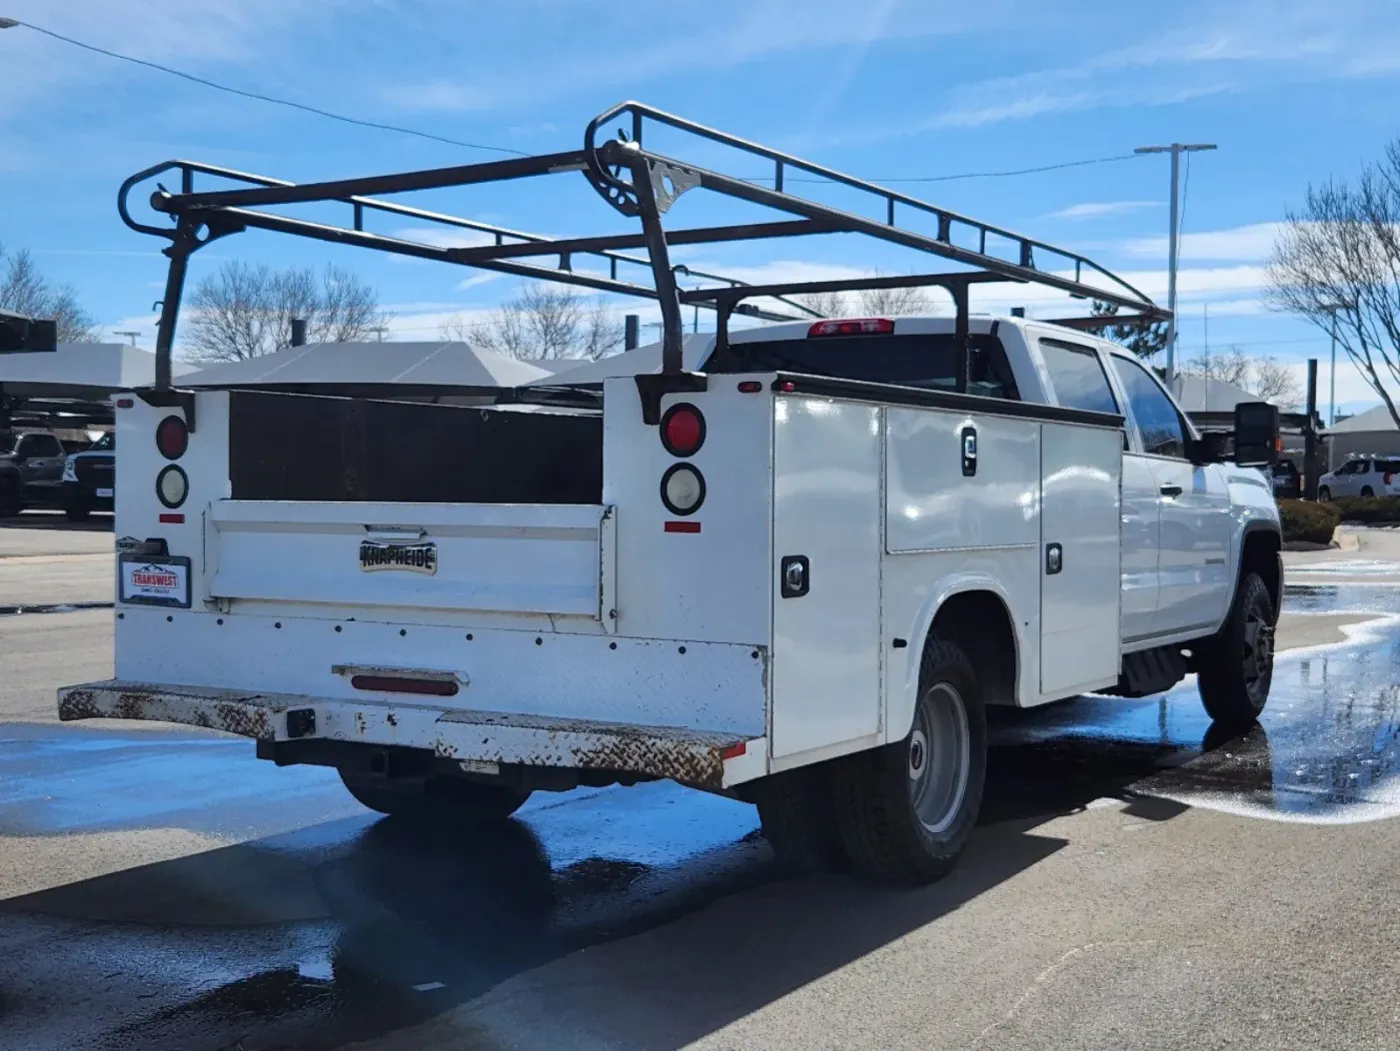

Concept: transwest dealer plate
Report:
left=118, top=553, right=192, bottom=608
left=359, top=540, right=438, bottom=575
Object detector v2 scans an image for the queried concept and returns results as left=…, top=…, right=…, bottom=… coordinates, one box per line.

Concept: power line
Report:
left=781, top=153, right=1143, bottom=185
left=3, top=18, right=531, bottom=157
left=5, top=20, right=1147, bottom=188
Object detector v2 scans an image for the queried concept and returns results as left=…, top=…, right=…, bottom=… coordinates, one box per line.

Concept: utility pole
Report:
left=1321, top=302, right=1350, bottom=426
left=1135, top=142, right=1217, bottom=385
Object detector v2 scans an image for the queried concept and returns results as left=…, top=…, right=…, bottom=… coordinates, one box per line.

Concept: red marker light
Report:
left=155, top=415, right=188, bottom=460
left=664, top=520, right=701, bottom=533
left=737, top=381, right=762, bottom=393
left=158, top=512, right=184, bottom=524
left=116, top=398, right=134, bottom=409
left=660, top=403, right=705, bottom=457
left=807, top=318, right=895, bottom=338
left=720, top=740, right=747, bottom=760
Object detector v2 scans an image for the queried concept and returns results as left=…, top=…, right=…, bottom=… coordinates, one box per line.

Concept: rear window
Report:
left=1379, top=460, right=1400, bottom=474
left=708, top=333, right=1020, bottom=400
left=1038, top=339, right=1118, bottom=415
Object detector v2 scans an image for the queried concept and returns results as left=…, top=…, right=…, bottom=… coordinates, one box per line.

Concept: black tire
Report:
left=65, top=503, right=92, bottom=523
left=829, top=637, right=987, bottom=885
left=1196, top=571, right=1275, bottom=730
left=752, top=764, right=846, bottom=873
left=339, top=770, right=530, bottom=823
left=1317, top=486, right=1331, bottom=502
left=0, top=481, right=22, bottom=519
left=1361, top=486, right=1375, bottom=498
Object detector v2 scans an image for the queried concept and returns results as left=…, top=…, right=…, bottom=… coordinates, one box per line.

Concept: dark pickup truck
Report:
left=0, top=431, right=72, bottom=517
left=61, top=431, right=115, bottom=521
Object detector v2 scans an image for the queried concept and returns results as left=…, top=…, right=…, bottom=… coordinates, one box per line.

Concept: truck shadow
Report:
left=0, top=510, right=112, bottom=532
left=0, top=710, right=1254, bottom=1051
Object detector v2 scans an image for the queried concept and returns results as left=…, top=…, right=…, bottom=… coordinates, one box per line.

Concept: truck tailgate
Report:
left=205, top=500, right=615, bottom=618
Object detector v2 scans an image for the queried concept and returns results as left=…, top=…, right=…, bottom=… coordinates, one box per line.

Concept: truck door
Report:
left=1038, top=338, right=1156, bottom=642
left=1109, top=356, right=1231, bottom=638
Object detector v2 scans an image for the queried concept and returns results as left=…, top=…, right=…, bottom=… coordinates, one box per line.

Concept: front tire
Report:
left=829, top=638, right=986, bottom=885
left=339, top=770, right=530, bottom=823
left=1197, top=571, right=1275, bottom=730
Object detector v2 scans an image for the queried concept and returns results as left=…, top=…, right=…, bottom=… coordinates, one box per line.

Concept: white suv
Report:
left=1317, top=457, right=1400, bottom=500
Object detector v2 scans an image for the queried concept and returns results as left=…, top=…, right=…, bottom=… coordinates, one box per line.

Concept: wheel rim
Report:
left=1242, top=601, right=1274, bottom=705
left=908, top=682, right=971, bottom=834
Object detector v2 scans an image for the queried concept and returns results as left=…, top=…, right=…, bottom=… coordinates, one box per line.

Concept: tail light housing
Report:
left=660, top=463, right=706, bottom=516
left=156, top=464, right=189, bottom=509
left=155, top=415, right=188, bottom=460
left=808, top=318, right=894, bottom=337
left=660, top=403, right=706, bottom=457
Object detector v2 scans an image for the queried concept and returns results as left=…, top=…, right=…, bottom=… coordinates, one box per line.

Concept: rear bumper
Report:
left=57, top=680, right=766, bottom=790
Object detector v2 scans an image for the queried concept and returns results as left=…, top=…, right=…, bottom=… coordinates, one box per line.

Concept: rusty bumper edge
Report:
left=58, top=683, right=278, bottom=741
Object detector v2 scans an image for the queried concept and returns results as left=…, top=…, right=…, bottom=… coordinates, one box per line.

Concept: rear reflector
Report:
left=664, top=520, right=701, bottom=533
left=116, top=398, right=134, bottom=409
left=350, top=675, right=460, bottom=697
left=777, top=380, right=796, bottom=393
left=808, top=318, right=894, bottom=337
left=158, top=513, right=184, bottom=524
left=720, top=741, right=747, bottom=760
left=737, top=381, right=762, bottom=393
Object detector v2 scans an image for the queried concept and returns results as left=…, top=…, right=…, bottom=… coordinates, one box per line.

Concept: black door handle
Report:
left=1159, top=484, right=1183, bottom=497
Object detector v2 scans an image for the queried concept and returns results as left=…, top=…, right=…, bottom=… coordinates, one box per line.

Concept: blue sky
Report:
left=2, top=0, right=1399, bottom=413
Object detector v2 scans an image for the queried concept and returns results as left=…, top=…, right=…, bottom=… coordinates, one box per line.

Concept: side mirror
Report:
left=1234, top=401, right=1280, bottom=466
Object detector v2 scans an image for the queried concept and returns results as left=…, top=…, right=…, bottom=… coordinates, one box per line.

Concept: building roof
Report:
left=1325, top=403, right=1397, bottom=435
left=1169, top=374, right=1259, bottom=413
left=0, top=342, right=197, bottom=397
left=180, top=341, right=551, bottom=390
left=526, top=335, right=715, bottom=385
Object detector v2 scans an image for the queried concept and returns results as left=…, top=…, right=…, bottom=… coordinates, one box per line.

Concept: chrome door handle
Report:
left=1159, top=484, right=1183, bottom=497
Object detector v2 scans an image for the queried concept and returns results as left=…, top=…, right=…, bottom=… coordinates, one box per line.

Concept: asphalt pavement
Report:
left=4, top=516, right=1400, bottom=1050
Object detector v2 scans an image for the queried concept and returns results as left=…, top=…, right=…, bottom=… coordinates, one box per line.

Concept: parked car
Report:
left=61, top=431, right=115, bottom=521
left=0, top=430, right=68, bottom=515
left=1270, top=460, right=1301, bottom=500
left=1316, top=457, right=1400, bottom=501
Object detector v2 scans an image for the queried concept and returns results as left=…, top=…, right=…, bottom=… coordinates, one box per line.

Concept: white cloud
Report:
left=1121, top=223, right=1281, bottom=263
left=392, top=227, right=499, bottom=250
left=1047, top=201, right=1162, bottom=221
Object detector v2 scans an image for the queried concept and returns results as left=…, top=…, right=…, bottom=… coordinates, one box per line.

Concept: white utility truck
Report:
left=60, top=102, right=1283, bottom=884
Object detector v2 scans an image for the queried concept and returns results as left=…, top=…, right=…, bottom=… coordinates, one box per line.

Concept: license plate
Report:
left=118, top=554, right=192, bottom=608
left=359, top=540, right=438, bottom=575
left=96, top=487, right=114, bottom=498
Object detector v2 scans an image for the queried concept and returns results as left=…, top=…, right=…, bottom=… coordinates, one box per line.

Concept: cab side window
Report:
left=1109, top=356, right=1186, bottom=458
left=1039, top=339, right=1119, bottom=415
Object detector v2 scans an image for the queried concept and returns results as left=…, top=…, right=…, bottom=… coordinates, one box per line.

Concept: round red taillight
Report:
left=660, top=403, right=705, bottom=457
left=155, top=415, right=188, bottom=460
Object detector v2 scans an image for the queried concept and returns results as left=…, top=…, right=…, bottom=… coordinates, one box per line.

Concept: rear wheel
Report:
left=339, top=770, right=530, bottom=823
left=1197, top=571, right=1275, bottom=730
left=1317, top=486, right=1331, bottom=501
left=1361, top=486, right=1375, bottom=498
left=752, top=765, right=846, bottom=873
left=829, top=638, right=986, bottom=885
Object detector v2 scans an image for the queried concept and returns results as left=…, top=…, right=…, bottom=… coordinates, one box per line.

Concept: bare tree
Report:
left=855, top=277, right=934, bottom=317
left=1180, top=345, right=1302, bottom=406
left=448, top=283, right=623, bottom=361
left=792, top=290, right=850, bottom=318
left=185, top=261, right=382, bottom=362
left=1268, top=137, right=1400, bottom=426
left=0, top=242, right=96, bottom=341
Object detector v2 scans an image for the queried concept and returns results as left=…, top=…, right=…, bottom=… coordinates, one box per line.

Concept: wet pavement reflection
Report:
left=6, top=580, right=1400, bottom=1049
